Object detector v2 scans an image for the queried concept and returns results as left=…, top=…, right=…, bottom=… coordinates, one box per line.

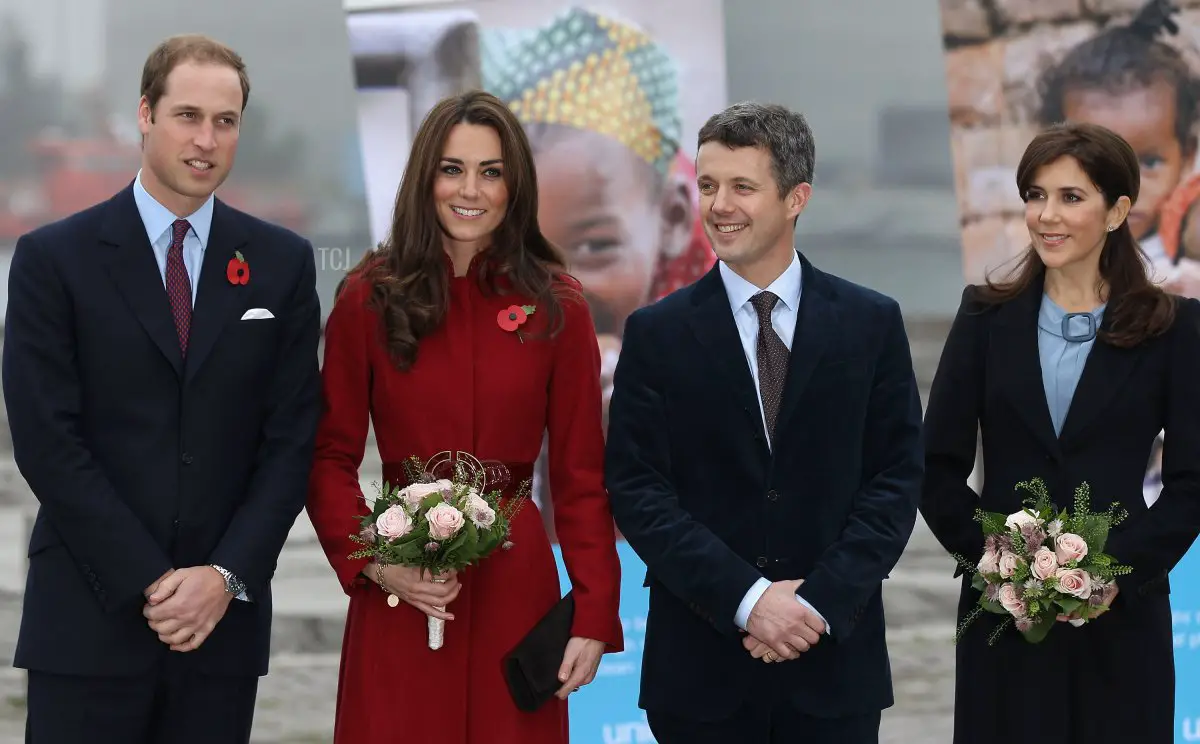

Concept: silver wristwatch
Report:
left=210, top=564, right=246, bottom=596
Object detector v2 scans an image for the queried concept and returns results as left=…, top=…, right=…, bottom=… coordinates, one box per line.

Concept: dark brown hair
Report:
left=342, top=90, right=569, bottom=370
left=140, top=34, right=250, bottom=114
left=979, top=121, right=1175, bottom=347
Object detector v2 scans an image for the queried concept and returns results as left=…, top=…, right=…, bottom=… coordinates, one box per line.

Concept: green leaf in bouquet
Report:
left=1055, top=597, right=1083, bottom=614
left=977, top=510, right=1010, bottom=536
left=420, top=493, right=445, bottom=512
left=971, top=573, right=988, bottom=593
left=1020, top=617, right=1054, bottom=644
left=980, top=599, right=1009, bottom=615
left=443, top=522, right=477, bottom=555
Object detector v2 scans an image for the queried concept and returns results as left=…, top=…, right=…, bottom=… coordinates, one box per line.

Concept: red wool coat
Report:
left=306, top=256, right=623, bottom=744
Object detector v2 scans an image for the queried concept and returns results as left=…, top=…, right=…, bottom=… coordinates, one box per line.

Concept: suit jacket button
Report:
left=756, top=556, right=768, bottom=568
left=181, top=453, right=193, bottom=465
left=767, top=490, right=779, bottom=501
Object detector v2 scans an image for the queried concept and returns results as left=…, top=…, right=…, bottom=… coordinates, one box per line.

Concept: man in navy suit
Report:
left=3, top=34, right=321, bottom=743
left=605, top=102, right=923, bottom=743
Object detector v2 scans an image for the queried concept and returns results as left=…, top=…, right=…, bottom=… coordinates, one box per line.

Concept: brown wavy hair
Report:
left=979, top=121, right=1175, bottom=347
left=342, top=90, right=570, bottom=370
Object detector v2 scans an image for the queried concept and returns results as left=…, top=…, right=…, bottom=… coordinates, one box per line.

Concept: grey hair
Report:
left=697, top=101, right=815, bottom=197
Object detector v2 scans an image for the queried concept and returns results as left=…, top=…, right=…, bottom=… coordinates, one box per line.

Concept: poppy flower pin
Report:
left=226, top=250, right=250, bottom=285
left=497, top=304, right=536, bottom=343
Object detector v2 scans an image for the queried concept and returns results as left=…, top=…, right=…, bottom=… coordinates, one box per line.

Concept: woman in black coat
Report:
left=922, top=121, right=1200, bottom=743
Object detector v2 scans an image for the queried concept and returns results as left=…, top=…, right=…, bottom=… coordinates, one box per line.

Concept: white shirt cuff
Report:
left=733, top=577, right=831, bottom=635
left=735, top=577, right=771, bottom=629
left=795, top=592, right=830, bottom=635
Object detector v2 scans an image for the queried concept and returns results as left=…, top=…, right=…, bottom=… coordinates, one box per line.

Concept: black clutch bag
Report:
left=503, top=591, right=575, bottom=712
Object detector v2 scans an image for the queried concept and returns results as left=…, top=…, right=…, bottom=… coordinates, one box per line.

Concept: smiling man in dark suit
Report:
left=605, top=102, right=924, bottom=743
left=3, top=34, right=321, bottom=743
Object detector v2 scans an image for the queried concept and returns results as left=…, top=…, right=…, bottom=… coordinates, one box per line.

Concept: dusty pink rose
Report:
left=1031, top=547, right=1058, bottom=581
left=1055, top=567, right=1093, bottom=599
left=1005, top=509, right=1040, bottom=532
left=375, top=505, right=414, bottom=539
left=399, top=480, right=453, bottom=510
left=1055, top=533, right=1089, bottom=565
left=997, top=551, right=1021, bottom=579
left=997, top=583, right=1027, bottom=618
left=978, top=549, right=1001, bottom=575
left=426, top=502, right=466, bottom=539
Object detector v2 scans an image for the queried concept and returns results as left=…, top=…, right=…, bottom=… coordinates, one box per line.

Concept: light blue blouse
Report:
left=1037, top=294, right=1106, bottom=436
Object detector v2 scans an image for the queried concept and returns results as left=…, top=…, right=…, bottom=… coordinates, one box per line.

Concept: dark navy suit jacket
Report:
left=605, top=253, right=923, bottom=721
left=3, top=183, right=321, bottom=677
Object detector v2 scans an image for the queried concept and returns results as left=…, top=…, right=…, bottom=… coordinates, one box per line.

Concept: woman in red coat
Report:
left=306, top=90, right=624, bottom=743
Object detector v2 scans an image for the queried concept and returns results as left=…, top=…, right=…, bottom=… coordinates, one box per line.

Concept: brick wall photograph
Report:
left=940, top=0, right=1200, bottom=284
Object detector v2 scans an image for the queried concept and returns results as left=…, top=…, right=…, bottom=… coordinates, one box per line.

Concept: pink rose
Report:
left=398, top=480, right=453, bottom=509
left=1055, top=567, right=1092, bottom=599
left=997, top=583, right=1027, bottom=618
left=1055, top=533, right=1088, bottom=565
left=977, top=549, right=1000, bottom=575
left=375, top=505, right=413, bottom=539
left=426, top=502, right=465, bottom=539
left=1031, top=547, right=1058, bottom=581
left=997, top=551, right=1021, bottom=579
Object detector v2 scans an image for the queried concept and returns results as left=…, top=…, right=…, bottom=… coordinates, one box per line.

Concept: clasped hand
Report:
left=142, top=567, right=233, bottom=652
left=743, top=579, right=825, bottom=663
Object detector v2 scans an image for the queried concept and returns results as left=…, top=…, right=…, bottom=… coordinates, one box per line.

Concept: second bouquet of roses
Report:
left=953, top=477, right=1132, bottom=646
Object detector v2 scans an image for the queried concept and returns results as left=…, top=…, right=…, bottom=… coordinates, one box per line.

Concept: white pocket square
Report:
left=240, top=308, right=274, bottom=320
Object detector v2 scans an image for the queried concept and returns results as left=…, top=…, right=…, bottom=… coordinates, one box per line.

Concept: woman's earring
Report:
left=1107, top=225, right=1116, bottom=232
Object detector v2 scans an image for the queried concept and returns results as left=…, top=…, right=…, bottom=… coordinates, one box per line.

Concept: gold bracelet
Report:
left=375, top=562, right=386, bottom=590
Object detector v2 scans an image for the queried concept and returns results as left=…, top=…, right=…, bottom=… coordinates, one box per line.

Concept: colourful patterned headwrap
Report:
left=481, top=7, right=682, bottom=175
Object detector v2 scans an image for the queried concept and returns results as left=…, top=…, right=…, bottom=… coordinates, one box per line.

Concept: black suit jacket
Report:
left=920, top=279, right=1200, bottom=741
left=605, top=254, right=923, bottom=721
left=3, top=184, right=321, bottom=678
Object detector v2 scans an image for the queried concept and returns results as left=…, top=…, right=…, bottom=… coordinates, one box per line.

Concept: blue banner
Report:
left=1173, top=542, right=1200, bottom=743
left=554, top=542, right=654, bottom=744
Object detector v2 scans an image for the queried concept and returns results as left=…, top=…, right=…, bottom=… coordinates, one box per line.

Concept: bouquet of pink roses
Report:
left=348, top=452, right=531, bottom=649
left=953, top=477, right=1132, bottom=645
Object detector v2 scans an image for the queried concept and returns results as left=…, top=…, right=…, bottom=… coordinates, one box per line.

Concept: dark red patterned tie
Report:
left=750, top=291, right=789, bottom=442
left=166, top=219, right=192, bottom=355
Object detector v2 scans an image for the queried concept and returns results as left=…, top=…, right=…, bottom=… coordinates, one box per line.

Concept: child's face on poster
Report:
left=1062, top=78, right=1194, bottom=241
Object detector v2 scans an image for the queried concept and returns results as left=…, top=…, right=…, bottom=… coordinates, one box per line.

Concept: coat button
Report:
left=767, top=490, right=779, bottom=501
left=756, top=556, right=768, bottom=568
left=181, top=453, right=193, bottom=465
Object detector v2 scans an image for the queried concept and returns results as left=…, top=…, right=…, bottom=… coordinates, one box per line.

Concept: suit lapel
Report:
left=99, top=185, right=184, bottom=378
left=184, top=199, right=249, bottom=384
left=992, top=278, right=1062, bottom=457
left=687, top=267, right=766, bottom=438
left=774, top=256, right=832, bottom=434
left=1058, top=311, right=1141, bottom=445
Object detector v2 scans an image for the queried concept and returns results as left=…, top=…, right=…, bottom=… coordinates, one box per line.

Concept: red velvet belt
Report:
left=380, top=459, right=535, bottom=497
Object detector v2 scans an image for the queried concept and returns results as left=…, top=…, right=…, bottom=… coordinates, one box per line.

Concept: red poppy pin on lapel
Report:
left=497, top=304, right=536, bottom=343
left=227, top=250, right=249, bottom=285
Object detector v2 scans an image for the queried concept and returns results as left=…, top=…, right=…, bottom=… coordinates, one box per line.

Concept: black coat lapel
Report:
left=1058, top=312, right=1142, bottom=446
left=992, top=277, right=1062, bottom=458
left=775, top=256, right=832, bottom=434
left=184, top=199, right=249, bottom=383
left=687, top=267, right=766, bottom=439
left=99, top=184, right=184, bottom=378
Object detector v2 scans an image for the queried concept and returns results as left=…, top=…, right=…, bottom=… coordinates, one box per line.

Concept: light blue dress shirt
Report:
left=132, top=172, right=249, bottom=601
left=131, top=170, right=212, bottom=304
left=1037, top=294, right=1105, bottom=436
left=718, top=253, right=831, bottom=635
